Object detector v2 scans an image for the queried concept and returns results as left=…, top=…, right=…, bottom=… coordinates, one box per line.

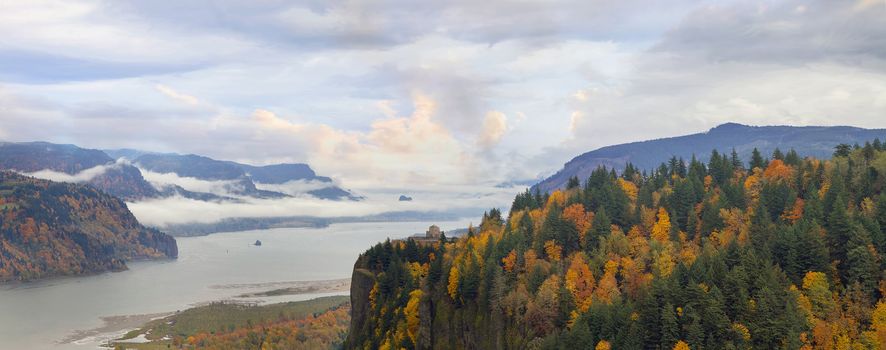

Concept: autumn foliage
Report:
left=0, top=171, right=176, bottom=281
left=348, top=145, right=886, bottom=350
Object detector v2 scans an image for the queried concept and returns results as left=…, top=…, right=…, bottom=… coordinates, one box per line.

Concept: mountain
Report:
left=238, top=163, right=331, bottom=184
left=0, top=142, right=160, bottom=200
left=132, top=153, right=359, bottom=200
left=0, top=171, right=177, bottom=282
left=534, top=123, right=886, bottom=193
left=0, top=141, right=359, bottom=202
left=347, top=143, right=886, bottom=349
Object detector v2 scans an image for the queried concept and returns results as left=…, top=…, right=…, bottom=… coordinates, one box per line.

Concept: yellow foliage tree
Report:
left=404, top=289, right=423, bottom=345
left=546, top=190, right=566, bottom=209
left=801, top=271, right=835, bottom=320
left=595, top=340, right=612, bottom=350
left=653, top=247, right=676, bottom=277
left=651, top=207, right=671, bottom=242
left=618, top=178, right=638, bottom=202
left=871, top=300, right=886, bottom=347
left=447, top=266, right=460, bottom=300
left=565, top=253, right=595, bottom=312
left=544, top=240, right=562, bottom=262
left=672, top=340, right=690, bottom=350
left=744, top=167, right=765, bottom=203
left=595, top=260, right=620, bottom=304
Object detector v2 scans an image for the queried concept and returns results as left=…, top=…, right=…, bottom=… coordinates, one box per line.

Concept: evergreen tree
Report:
left=827, top=194, right=854, bottom=275
left=834, top=143, right=852, bottom=158
left=588, top=207, right=611, bottom=252
left=730, top=148, right=743, bottom=170
left=660, top=302, right=679, bottom=350
left=750, top=148, right=766, bottom=170
left=567, top=176, right=581, bottom=190
left=845, top=225, right=878, bottom=296
left=772, top=148, right=784, bottom=161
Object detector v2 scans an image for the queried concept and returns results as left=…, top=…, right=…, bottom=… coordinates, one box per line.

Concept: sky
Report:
left=1, top=0, right=885, bottom=194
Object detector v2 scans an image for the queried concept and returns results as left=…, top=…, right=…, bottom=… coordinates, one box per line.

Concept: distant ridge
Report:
left=534, top=123, right=886, bottom=193
left=0, top=141, right=359, bottom=201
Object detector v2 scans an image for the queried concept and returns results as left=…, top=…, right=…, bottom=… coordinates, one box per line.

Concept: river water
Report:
left=0, top=220, right=469, bottom=349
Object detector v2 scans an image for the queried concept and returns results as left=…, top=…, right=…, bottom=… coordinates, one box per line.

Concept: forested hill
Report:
left=0, top=171, right=177, bottom=282
left=348, top=142, right=886, bottom=349
left=0, top=142, right=160, bottom=200
left=535, top=123, right=886, bottom=193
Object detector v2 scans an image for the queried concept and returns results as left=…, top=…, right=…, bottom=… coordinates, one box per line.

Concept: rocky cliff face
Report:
left=0, top=171, right=177, bottom=282
left=346, top=253, right=376, bottom=348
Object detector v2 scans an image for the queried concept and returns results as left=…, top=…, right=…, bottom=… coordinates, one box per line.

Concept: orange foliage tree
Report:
left=565, top=253, right=595, bottom=312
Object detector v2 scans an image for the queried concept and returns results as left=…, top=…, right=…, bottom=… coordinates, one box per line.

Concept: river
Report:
left=0, top=220, right=470, bottom=349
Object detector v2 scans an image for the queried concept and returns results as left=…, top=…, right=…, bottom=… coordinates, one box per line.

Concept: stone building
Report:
left=425, top=225, right=442, bottom=239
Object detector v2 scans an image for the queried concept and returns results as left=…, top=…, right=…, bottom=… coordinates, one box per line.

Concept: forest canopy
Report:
left=348, top=141, right=886, bottom=350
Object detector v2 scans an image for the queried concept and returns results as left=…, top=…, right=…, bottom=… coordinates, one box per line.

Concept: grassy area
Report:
left=112, top=295, right=349, bottom=349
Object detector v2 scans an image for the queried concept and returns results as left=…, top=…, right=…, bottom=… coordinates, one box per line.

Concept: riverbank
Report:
left=109, top=296, right=350, bottom=349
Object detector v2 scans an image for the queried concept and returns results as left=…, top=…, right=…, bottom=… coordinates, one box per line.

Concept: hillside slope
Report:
left=348, top=143, right=886, bottom=349
left=0, top=171, right=177, bottom=281
left=535, top=123, right=886, bottom=193
left=0, top=142, right=159, bottom=200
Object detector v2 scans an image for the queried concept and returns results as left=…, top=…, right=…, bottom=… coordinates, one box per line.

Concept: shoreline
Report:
left=58, top=278, right=352, bottom=347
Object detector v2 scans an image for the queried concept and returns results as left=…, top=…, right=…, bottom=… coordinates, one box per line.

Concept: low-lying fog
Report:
left=20, top=162, right=521, bottom=228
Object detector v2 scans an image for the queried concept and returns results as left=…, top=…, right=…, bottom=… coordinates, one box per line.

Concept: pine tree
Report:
left=731, top=148, right=744, bottom=170
left=750, top=148, right=766, bottom=170
left=876, top=194, right=886, bottom=252
left=845, top=225, right=878, bottom=296
left=567, top=176, right=581, bottom=190
left=772, top=148, right=784, bottom=161
left=784, top=149, right=800, bottom=166
left=660, top=302, right=679, bottom=350
left=834, top=143, right=852, bottom=158
left=588, top=207, right=611, bottom=252
left=827, top=194, right=854, bottom=275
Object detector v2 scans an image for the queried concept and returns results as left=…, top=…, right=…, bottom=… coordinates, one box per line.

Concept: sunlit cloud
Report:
left=155, top=84, right=199, bottom=106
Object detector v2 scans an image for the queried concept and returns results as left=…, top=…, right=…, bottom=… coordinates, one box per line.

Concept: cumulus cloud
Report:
left=246, top=92, right=509, bottom=188
left=477, top=111, right=508, bottom=149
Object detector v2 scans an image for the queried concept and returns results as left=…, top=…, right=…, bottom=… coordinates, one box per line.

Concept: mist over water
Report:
left=0, top=220, right=470, bottom=349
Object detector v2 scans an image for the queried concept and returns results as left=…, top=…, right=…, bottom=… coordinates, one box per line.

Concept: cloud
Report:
left=127, top=183, right=522, bottom=227
left=654, top=0, right=886, bottom=64
left=2, top=0, right=886, bottom=203
left=560, top=0, right=886, bottom=158
left=477, top=111, right=508, bottom=149
left=138, top=168, right=241, bottom=197
left=20, top=159, right=124, bottom=183
left=248, top=92, right=483, bottom=187
left=155, top=84, right=199, bottom=106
